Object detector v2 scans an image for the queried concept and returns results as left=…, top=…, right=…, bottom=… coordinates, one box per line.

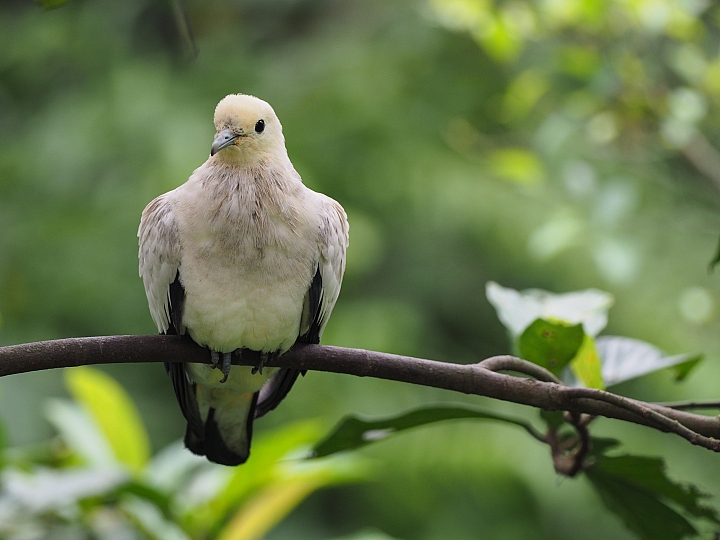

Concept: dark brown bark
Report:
left=1, top=335, right=719, bottom=451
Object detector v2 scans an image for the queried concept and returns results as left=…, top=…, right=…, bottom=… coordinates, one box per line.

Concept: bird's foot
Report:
left=210, top=350, right=220, bottom=369
left=219, top=352, right=233, bottom=384
left=252, top=351, right=277, bottom=375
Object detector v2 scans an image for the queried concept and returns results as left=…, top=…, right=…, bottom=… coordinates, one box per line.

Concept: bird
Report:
left=138, top=94, right=348, bottom=466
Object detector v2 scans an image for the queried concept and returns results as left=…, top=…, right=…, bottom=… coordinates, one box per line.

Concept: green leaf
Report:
left=671, top=355, right=703, bottom=382
left=64, top=367, right=151, bottom=474
left=517, top=318, right=584, bottom=373
left=312, top=405, right=540, bottom=458
left=1, top=467, right=128, bottom=511
left=539, top=410, right=565, bottom=429
left=587, top=468, right=696, bottom=540
left=186, top=420, right=325, bottom=538
left=486, top=282, right=614, bottom=338
left=592, top=456, right=720, bottom=524
left=44, top=399, right=116, bottom=467
left=217, top=478, right=322, bottom=540
left=570, top=334, right=605, bottom=389
left=115, top=480, right=175, bottom=520
left=144, top=441, right=206, bottom=494
left=217, top=456, right=370, bottom=540
left=588, top=437, right=622, bottom=458
left=121, top=495, right=191, bottom=540
left=596, top=337, right=703, bottom=386
left=586, top=455, right=720, bottom=540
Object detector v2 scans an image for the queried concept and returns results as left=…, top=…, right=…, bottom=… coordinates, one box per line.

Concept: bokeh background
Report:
left=2, top=0, right=720, bottom=538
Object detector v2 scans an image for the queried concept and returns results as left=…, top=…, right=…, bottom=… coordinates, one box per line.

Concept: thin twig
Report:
left=478, top=355, right=563, bottom=384
left=561, top=387, right=720, bottom=452
left=656, top=400, right=720, bottom=411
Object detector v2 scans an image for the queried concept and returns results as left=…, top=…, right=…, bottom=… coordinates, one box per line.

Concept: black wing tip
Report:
left=298, top=267, right=324, bottom=345
left=255, top=368, right=302, bottom=418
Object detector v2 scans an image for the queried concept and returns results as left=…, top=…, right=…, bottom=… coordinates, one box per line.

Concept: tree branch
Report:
left=656, top=400, right=720, bottom=411
left=1, top=335, right=719, bottom=451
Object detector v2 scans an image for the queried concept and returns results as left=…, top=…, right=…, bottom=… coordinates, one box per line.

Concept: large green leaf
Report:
left=517, top=318, right=584, bottom=373
left=592, top=456, right=720, bottom=524
left=585, top=455, right=720, bottom=540
left=64, top=367, right=151, bottom=474
left=313, top=405, right=540, bottom=458
left=587, top=469, right=696, bottom=540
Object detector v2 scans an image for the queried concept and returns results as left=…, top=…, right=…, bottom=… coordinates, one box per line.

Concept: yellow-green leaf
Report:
left=185, top=420, right=325, bottom=537
left=217, top=456, right=370, bottom=540
left=570, top=334, right=605, bottom=389
left=217, top=479, right=320, bottom=540
left=64, top=367, right=151, bottom=474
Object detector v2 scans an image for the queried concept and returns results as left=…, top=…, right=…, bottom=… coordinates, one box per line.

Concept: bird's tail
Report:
left=185, top=389, right=259, bottom=466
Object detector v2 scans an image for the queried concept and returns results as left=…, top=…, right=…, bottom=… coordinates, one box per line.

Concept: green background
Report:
left=2, top=0, right=720, bottom=538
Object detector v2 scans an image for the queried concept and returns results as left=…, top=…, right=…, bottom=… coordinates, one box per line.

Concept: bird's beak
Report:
left=211, top=129, right=240, bottom=156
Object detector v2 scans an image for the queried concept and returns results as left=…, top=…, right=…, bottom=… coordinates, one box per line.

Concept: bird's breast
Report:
left=175, top=183, right=319, bottom=354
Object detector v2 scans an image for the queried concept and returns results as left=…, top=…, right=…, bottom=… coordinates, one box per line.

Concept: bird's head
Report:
left=210, top=94, right=286, bottom=165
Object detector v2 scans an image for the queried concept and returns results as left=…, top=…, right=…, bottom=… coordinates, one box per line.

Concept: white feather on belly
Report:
left=182, top=277, right=304, bottom=354
left=173, top=167, right=320, bottom=355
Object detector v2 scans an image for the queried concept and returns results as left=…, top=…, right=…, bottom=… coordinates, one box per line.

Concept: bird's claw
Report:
left=210, top=350, right=220, bottom=369
left=219, top=352, right=232, bottom=383
left=252, top=351, right=277, bottom=375
left=251, top=352, right=266, bottom=375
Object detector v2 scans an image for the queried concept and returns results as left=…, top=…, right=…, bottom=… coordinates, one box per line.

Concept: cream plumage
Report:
left=139, top=94, right=348, bottom=465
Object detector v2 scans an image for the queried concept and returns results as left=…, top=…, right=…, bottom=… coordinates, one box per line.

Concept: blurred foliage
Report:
left=3, top=0, right=720, bottom=538
left=0, top=366, right=368, bottom=539
left=315, top=282, right=714, bottom=539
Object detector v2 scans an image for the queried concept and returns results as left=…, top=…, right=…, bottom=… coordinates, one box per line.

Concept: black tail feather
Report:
left=183, top=393, right=259, bottom=466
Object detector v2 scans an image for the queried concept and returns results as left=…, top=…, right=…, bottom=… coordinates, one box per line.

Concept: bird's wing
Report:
left=138, top=193, right=182, bottom=334
left=139, top=194, right=204, bottom=438
left=256, top=195, right=348, bottom=418
left=302, top=195, right=349, bottom=341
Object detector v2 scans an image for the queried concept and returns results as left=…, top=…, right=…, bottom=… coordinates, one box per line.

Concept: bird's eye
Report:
left=255, top=119, right=265, bottom=133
